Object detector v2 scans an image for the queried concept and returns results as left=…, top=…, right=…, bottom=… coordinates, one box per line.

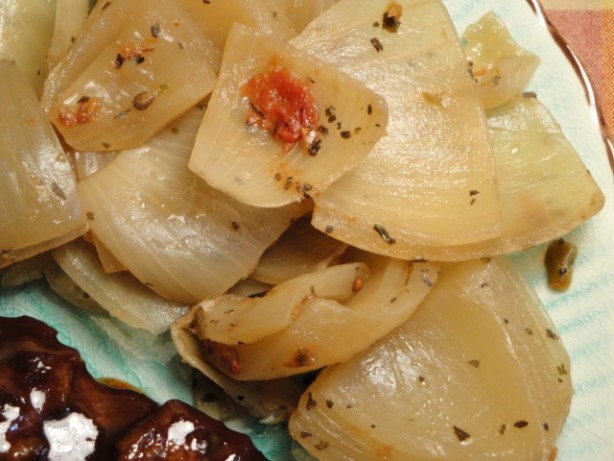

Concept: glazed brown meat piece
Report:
left=115, top=400, right=267, bottom=460
left=0, top=316, right=266, bottom=460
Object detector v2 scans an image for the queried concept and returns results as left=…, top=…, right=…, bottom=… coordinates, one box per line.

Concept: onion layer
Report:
left=0, top=60, right=87, bottom=269
left=293, top=0, right=502, bottom=257
left=290, top=258, right=571, bottom=460
left=78, top=109, right=310, bottom=303
left=179, top=252, right=438, bottom=380
left=189, top=23, right=388, bottom=207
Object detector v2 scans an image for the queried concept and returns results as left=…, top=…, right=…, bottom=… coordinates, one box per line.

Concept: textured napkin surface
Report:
left=541, top=0, right=614, bottom=135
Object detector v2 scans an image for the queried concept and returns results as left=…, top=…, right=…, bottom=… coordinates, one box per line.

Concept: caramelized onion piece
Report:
left=180, top=253, right=438, bottom=380
left=171, top=314, right=303, bottom=422
left=290, top=258, right=571, bottom=460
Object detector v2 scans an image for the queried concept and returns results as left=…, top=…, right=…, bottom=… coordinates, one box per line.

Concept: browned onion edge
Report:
left=526, top=0, right=614, bottom=174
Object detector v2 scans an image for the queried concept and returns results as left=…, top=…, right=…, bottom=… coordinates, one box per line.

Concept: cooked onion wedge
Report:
left=44, top=0, right=218, bottom=151
left=464, top=12, right=540, bottom=110
left=189, top=23, right=388, bottom=207
left=424, top=94, right=605, bottom=260
left=290, top=257, right=571, bottom=460
left=292, top=0, right=502, bottom=257
left=52, top=239, right=189, bottom=334
left=78, top=109, right=310, bottom=303
left=252, top=216, right=347, bottom=284
left=192, top=262, right=369, bottom=345
left=0, top=60, right=87, bottom=269
left=176, top=0, right=296, bottom=54
left=172, top=314, right=303, bottom=421
left=0, top=0, right=56, bottom=96
left=181, top=252, right=438, bottom=380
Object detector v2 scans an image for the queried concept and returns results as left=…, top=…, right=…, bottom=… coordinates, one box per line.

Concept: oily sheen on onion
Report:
left=176, top=252, right=439, bottom=380
left=176, top=0, right=297, bottom=55
left=0, top=60, right=87, bottom=269
left=292, top=0, right=503, bottom=258
left=189, top=23, right=388, bottom=207
left=463, top=12, right=540, bottom=110
left=52, top=239, right=189, bottom=334
left=290, top=258, right=571, bottom=460
left=44, top=0, right=219, bottom=152
left=77, top=108, right=309, bottom=304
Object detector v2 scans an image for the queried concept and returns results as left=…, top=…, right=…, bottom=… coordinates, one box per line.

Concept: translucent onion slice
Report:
left=185, top=253, right=438, bottom=380
left=90, top=233, right=127, bottom=273
left=292, top=0, right=502, bottom=257
left=171, top=314, right=303, bottom=421
left=290, top=258, right=571, bottom=460
left=44, top=0, right=219, bottom=151
left=426, top=95, right=605, bottom=259
left=78, top=108, right=310, bottom=303
left=464, top=12, right=540, bottom=110
left=276, top=0, right=338, bottom=33
left=52, top=239, right=189, bottom=334
left=252, top=216, right=347, bottom=284
left=176, top=0, right=296, bottom=54
left=0, top=0, right=56, bottom=96
left=73, top=150, right=118, bottom=182
left=192, top=263, right=369, bottom=345
left=0, top=60, right=87, bottom=269
left=189, top=23, right=388, bottom=207
left=47, top=0, right=89, bottom=71
left=44, top=262, right=107, bottom=316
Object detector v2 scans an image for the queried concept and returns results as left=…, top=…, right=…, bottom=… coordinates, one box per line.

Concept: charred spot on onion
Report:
left=370, top=37, right=384, bottom=53
left=546, top=328, right=559, bottom=340
left=453, top=426, right=471, bottom=443
left=467, top=359, right=481, bottom=369
left=314, top=440, right=329, bottom=451
left=382, top=2, right=403, bottom=33
left=308, top=138, right=322, bottom=156
left=306, top=392, right=317, bottom=410
left=114, top=53, right=125, bottom=69
left=373, top=224, right=396, bottom=245
left=513, top=420, right=529, bottom=429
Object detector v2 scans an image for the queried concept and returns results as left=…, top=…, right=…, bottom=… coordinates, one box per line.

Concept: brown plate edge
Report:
left=526, top=0, right=614, bottom=175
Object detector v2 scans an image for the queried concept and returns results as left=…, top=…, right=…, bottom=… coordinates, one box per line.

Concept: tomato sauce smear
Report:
left=242, top=65, right=319, bottom=152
